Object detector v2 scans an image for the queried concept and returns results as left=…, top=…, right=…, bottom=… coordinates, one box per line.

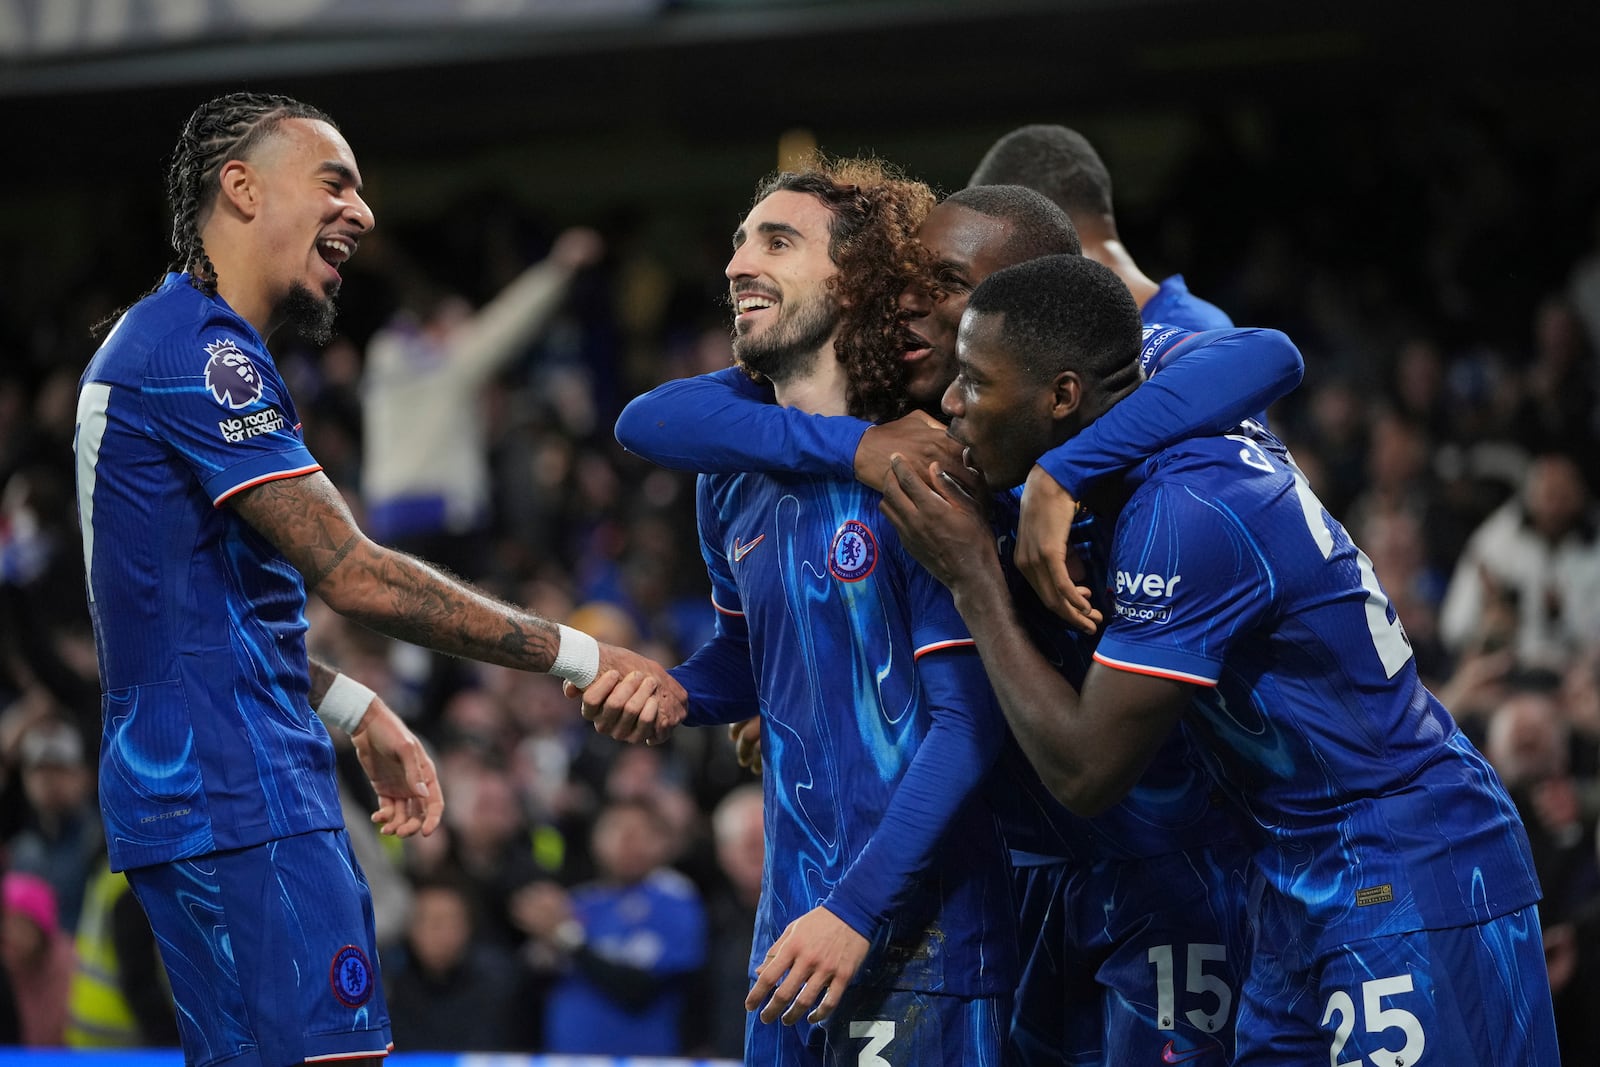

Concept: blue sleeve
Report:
left=1036, top=327, right=1303, bottom=498
left=671, top=625, right=760, bottom=727
left=615, top=367, right=870, bottom=478
left=670, top=474, right=760, bottom=726
left=1093, top=467, right=1275, bottom=685
left=146, top=329, right=320, bottom=503
left=821, top=645, right=1005, bottom=936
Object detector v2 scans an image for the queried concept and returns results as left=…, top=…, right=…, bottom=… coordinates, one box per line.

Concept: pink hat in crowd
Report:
left=2, top=871, right=60, bottom=937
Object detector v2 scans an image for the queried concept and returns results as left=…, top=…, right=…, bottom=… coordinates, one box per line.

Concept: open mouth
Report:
left=317, top=235, right=355, bottom=280
left=901, top=327, right=933, bottom=363
left=734, top=292, right=778, bottom=321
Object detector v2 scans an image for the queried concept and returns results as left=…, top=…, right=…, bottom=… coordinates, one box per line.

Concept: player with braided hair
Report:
left=73, top=91, right=683, bottom=1067
left=166, top=93, right=335, bottom=299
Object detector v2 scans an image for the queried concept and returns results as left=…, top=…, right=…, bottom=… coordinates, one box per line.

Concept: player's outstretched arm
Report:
left=568, top=626, right=760, bottom=747
left=616, top=367, right=869, bottom=478
left=307, top=658, right=442, bottom=837
left=1021, top=327, right=1302, bottom=618
left=883, top=454, right=1187, bottom=813
left=234, top=471, right=687, bottom=737
left=1035, top=327, right=1303, bottom=501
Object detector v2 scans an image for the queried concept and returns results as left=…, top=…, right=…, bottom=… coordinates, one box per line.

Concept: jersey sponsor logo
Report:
left=329, top=944, right=374, bottom=1007
left=203, top=338, right=264, bottom=409
left=1115, top=570, right=1182, bottom=598
left=731, top=534, right=766, bottom=562
left=1139, top=324, right=1190, bottom=374
left=828, top=519, right=878, bottom=582
left=1113, top=600, right=1171, bottom=624
left=217, top=406, right=287, bottom=443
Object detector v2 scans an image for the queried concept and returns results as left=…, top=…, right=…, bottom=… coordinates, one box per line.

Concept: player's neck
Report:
left=773, top=343, right=850, bottom=416
left=203, top=245, right=277, bottom=338
left=1083, top=239, right=1159, bottom=309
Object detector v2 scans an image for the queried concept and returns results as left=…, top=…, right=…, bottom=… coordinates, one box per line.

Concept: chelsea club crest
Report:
left=329, top=944, right=374, bottom=1008
left=829, top=519, right=878, bottom=582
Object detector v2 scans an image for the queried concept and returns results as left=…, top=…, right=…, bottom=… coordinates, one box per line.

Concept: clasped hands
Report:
left=562, top=644, right=688, bottom=745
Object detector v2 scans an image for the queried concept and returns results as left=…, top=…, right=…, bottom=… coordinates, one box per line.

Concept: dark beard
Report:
left=282, top=281, right=338, bottom=346
left=732, top=297, right=838, bottom=385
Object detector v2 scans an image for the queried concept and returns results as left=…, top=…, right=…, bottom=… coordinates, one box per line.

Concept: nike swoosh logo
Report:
left=1161, top=1040, right=1209, bottom=1064
left=732, top=534, right=766, bottom=563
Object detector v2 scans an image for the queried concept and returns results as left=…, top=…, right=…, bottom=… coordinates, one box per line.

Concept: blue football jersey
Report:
left=1091, top=421, right=1540, bottom=960
left=987, top=492, right=1240, bottom=865
left=1142, top=274, right=1233, bottom=333
left=74, top=274, right=343, bottom=871
left=695, top=470, right=1017, bottom=997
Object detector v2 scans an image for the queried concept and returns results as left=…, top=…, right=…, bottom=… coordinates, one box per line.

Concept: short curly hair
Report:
left=749, top=158, right=936, bottom=423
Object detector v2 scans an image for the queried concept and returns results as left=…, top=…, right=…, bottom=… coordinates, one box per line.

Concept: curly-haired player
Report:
left=73, top=91, right=682, bottom=1067
left=730, top=160, right=936, bottom=423
left=588, top=158, right=1017, bottom=1065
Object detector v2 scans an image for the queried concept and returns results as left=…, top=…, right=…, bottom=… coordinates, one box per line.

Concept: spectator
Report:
left=359, top=227, right=605, bottom=718
left=439, top=760, right=549, bottom=949
left=1482, top=688, right=1600, bottom=1062
left=1, top=870, right=75, bottom=1046
left=63, top=855, right=178, bottom=1048
left=694, top=782, right=763, bottom=1060
left=7, top=718, right=101, bottom=935
left=383, top=875, right=524, bottom=1051
left=1440, top=453, right=1600, bottom=669
left=1512, top=296, right=1600, bottom=487
left=360, top=226, right=604, bottom=579
left=530, top=797, right=707, bottom=1056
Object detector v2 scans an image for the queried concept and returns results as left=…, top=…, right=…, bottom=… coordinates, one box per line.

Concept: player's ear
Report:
left=215, top=159, right=261, bottom=221
left=1048, top=370, right=1082, bottom=420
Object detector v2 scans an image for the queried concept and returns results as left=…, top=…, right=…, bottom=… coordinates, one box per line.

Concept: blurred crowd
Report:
left=4, top=91, right=1600, bottom=1056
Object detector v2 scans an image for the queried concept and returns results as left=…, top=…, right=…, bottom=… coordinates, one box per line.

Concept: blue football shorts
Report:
left=1234, top=906, right=1560, bottom=1066
left=128, top=828, right=392, bottom=1067
left=1010, top=844, right=1248, bottom=1067
left=745, top=984, right=1009, bottom=1067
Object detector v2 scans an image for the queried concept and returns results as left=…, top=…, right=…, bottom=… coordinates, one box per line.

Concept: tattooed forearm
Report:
left=230, top=471, right=563, bottom=672
left=337, top=542, right=562, bottom=670
left=231, top=473, right=365, bottom=586
left=305, top=534, right=360, bottom=589
left=307, top=658, right=339, bottom=707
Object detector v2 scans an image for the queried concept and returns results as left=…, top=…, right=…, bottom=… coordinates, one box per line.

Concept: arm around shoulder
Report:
left=616, top=367, right=869, bottom=477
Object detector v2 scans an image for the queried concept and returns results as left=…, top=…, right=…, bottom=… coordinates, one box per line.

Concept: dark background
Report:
left=3, top=0, right=1596, bottom=367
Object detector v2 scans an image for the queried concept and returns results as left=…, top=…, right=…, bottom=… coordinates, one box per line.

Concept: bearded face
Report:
left=730, top=279, right=840, bottom=383
left=726, top=190, right=844, bottom=386
left=281, top=280, right=338, bottom=345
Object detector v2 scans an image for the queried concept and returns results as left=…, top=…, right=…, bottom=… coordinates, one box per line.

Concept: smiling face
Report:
left=942, top=306, right=1060, bottom=490
left=725, top=189, right=843, bottom=384
left=898, top=202, right=1020, bottom=410
left=230, top=117, right=373, bottom=340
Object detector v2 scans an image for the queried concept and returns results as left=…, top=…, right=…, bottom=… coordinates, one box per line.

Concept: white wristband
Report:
left=550, top=624, right=601, bottom=688
left=316, top=673, right=375, bottom=734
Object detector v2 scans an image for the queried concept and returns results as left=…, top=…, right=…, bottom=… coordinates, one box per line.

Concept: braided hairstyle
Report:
left=166, top=92, right=336, bottom=295
left=752, top=159, right=935, bottom=424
